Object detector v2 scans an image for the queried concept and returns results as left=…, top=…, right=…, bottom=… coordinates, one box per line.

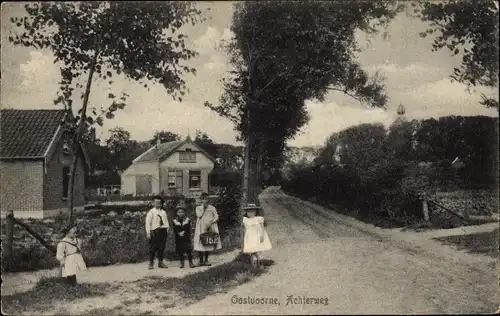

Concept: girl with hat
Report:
left=242, top=203, right=272, bottom=268
left=172, top=203, right=195, bottom=268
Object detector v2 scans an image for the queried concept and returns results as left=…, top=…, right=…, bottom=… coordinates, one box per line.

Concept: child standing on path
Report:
left=56, top=225, right=87, bottom=285
left=193, top=192, right=222, bottom=266
left=146, top=195, right=170, bottom=269
left=173, top=206, right=195, bottom=268
left=242, top=203, right=272, bottom=268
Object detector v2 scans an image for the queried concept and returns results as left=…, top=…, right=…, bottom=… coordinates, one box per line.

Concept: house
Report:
left=121, top=136, right=216, bottom=198
left=0, top=109, right=91, bottom=218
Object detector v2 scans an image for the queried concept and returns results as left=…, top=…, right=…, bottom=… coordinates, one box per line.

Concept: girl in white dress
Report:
left=56, top=225, right=87, bottom=285
left=242, top=204, right=272, bottom=268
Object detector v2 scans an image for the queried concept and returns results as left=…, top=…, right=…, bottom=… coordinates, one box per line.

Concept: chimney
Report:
left=156, top=138, right=161, bottom=149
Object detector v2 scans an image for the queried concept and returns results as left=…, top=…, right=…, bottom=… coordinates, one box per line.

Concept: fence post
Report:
left=422, top=192, right=430, bottom=222
left=5, top=210, right=14, bottom=259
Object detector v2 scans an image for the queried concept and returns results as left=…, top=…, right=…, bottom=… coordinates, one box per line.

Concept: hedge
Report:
left=1, top=190, right=241, bottom=273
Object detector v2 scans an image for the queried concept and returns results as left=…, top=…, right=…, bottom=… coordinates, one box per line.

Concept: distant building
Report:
left=121, top=136, right=216, bottom=199
left=0, top=109, right=91, bottom=218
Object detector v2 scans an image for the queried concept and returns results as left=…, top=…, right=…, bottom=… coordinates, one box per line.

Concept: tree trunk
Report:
left=67, top=50, right=99, bottom=224
left=255, top=139, right=264, bottom=199
left=244, top=138, right=260, bottom=206
left=67, top=146, right=79, bottom=225
left=248, top=145, right=259, bottom=205
left=5, top=210, right=14, bottom=260
left=242, top=137, right=250, bottom=207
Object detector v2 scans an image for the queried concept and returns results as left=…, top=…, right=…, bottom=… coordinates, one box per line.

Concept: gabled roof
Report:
left=133, top=140, right=184, bottom=163
left=0, top=109, right=91, bottom=171
left=1, top=109, right=65, bottom=158
left=132, top=137, right=216, bottom=164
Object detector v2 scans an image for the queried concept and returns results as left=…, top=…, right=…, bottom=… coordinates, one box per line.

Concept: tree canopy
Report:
left=206, top=0, right=402, bottom=203
left=9, top=2, right=205, bottom=222
left=150, top=130, right=181, bottom=145
left=414, top=0, right=499, bottom=108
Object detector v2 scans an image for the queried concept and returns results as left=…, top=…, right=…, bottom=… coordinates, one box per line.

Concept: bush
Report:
left=213, top=185, right=241, bottom=231
left=1, top=192, right=242, bottom=273
left=282, top=160, right=424, bottom=227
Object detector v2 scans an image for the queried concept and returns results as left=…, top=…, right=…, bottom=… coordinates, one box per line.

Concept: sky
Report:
left=1, top=2, right=498, bottom=148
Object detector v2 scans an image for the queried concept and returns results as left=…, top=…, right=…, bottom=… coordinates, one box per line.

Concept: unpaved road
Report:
left=170, top=187, right=499, bottom=315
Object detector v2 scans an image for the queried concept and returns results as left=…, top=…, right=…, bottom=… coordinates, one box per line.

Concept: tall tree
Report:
left=106, top=127, right=133, bottom=172
left=334, top=123, right=388, bottom=173
left=9, top=2, right=205, bottom=223
left=194, top=130, right=218, bottom=158
left=149, top=130, right=181, bottom=145
left=385, top=119, right=420, bottom=161
left=194, top=130, right=214, bottom=144
left=207, top=1, right=402, bottom=205
left=414, top=0, right=499, bottom=108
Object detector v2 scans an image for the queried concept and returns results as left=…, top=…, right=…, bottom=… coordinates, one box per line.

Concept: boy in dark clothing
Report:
left=172, top=206, right=195, bottom=268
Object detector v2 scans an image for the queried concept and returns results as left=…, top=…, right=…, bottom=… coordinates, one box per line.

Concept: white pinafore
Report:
left=56, top=237, right=87, bottom=277
left=243, top=216, right=272, bottom=253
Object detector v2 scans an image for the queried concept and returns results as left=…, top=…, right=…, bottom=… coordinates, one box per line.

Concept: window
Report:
left=179, top=151, right=196, bottom=163
left=168, top=171, right=177, bottom=188
left=189, top=170, right=201, bottom=189
left=62, top=166, right=70, bottom=199
left=62, top=142, right=71, bottom=155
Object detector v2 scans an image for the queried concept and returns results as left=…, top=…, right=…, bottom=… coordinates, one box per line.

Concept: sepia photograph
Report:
left=1, top=1, right=499, bottom=315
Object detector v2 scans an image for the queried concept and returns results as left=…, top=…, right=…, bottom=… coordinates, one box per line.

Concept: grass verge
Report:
left=2, top=254, right=274, bottom=315
left=132, top=253, right=274, bottom=304
left=1, top=276, right=116, bottom=315
left=433, top=228, right=499, bottom=258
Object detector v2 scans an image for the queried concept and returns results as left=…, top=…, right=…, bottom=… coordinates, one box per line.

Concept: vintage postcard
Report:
left=1, top=1, right=499, bottom=315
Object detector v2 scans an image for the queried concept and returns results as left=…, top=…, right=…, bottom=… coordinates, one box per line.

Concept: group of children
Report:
left=146, top=193, right=223, bottom=269
left=56, top=193, right=272, bottom=285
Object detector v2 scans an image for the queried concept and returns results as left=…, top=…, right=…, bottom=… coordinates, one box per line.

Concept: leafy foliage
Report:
left=85, top=127, right=243, bottom=188
left=149, top=130, right=181, bottom=145
left=9, top=2, right=203, bottom=105
left=205, top=1, right=402, bottom=202
left=282, top=115, right=499, bottom=227
left=413, top=0, right=499, bottom=107
left=8, top=2, right=206, bottom=222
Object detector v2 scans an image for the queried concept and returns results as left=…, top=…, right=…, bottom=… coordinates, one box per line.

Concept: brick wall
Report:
left=43, top=139, right=86, bottom=210
left=0, top=160, right=44, bottom=213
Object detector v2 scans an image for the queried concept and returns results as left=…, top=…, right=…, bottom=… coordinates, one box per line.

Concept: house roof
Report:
left=132, top=138, right=216, bottom=164
left=134, top=140, right=184, bottom=163
left=0, top=109, right=91, bottom=171
left=0, top=109, right=65, bottom=158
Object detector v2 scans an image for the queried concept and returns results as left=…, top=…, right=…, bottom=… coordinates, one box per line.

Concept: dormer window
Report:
left=179, top=150, right=196, bottom=163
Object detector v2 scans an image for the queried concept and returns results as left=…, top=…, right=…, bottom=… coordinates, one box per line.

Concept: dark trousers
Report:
left=65, top=275, right=77, bottom=286
left=198, top=251, right=209, bottom=263
left=178, top=251, right=193, bottom=263
left=149, top=228, right=167, bottom=264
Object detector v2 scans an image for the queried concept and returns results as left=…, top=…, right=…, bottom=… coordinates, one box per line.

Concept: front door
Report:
left=136, top=175, right=152, bottom=195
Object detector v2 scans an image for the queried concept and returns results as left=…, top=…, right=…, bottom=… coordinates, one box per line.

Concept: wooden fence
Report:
left=3, top=210, right=57, bottom=262
left=417, top=191, right=469, bottom=223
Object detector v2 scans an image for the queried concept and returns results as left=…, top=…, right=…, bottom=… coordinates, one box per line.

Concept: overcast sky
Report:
left=1, top=2, right=498, bottom=147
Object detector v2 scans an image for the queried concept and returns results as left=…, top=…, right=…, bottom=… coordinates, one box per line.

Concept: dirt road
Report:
left=170, top=187, right=499, bottom=315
